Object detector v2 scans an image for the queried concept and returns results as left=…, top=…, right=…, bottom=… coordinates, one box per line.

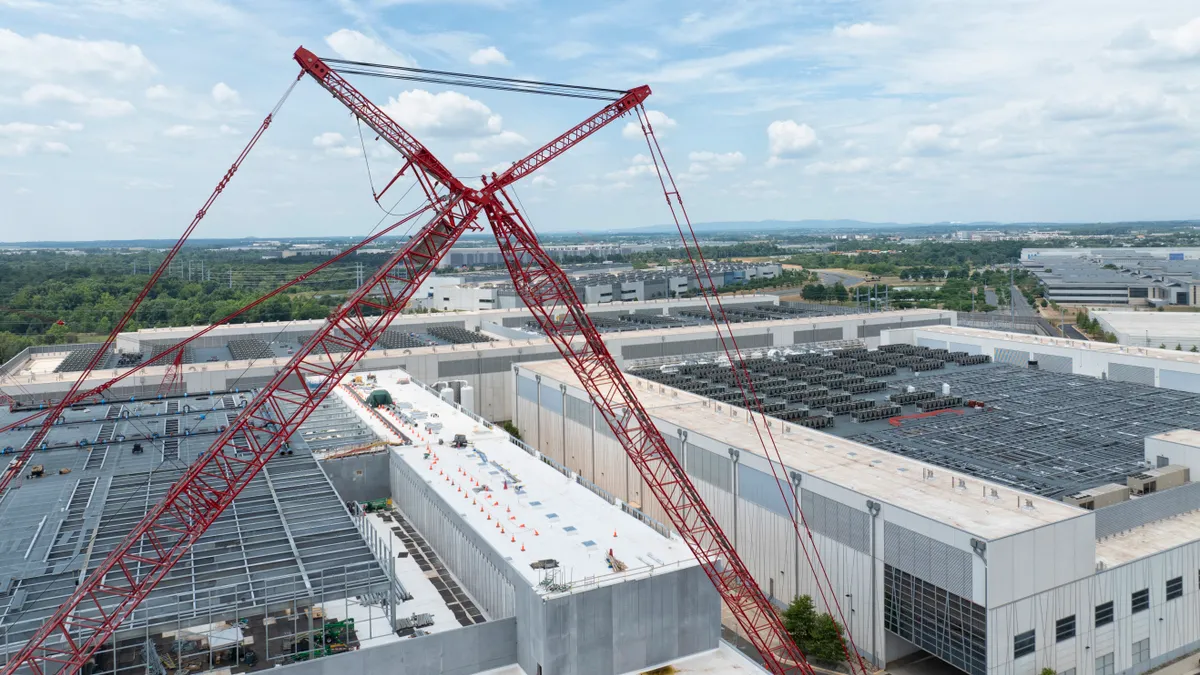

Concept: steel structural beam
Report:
left=2, top=47, right=811, bottom=675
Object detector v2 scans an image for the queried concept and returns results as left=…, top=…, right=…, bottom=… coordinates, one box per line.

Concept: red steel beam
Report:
left=486, top=189, right=813, bottom=674
left=0, top=75, right=303, bottom=498
left=3, top=47, right=812, bottom=675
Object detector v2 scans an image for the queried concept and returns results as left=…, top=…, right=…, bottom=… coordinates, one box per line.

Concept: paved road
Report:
left=1063, top=324, right=1089, bottom=340
left=1010, top=285, right=1038, bottom=318
left=815, top=270, right=863, bottom=287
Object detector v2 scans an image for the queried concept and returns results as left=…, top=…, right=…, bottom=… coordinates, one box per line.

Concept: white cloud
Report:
left=471, top=130, right=528, bottom=150
left=0, top=29, right=155, bottom=81
left=106, top=140, right=135, bottom=154
left=144, top=85, right=174, bottom=100
left=468, top=46, right=509, bottom=66
left=312, top=132, right=346, bottom=148
left=325, top=29, right=415, bottom=67
left=606, top=154, right=660, bottom=181
left=383, top=89, right=502, bottom=137
left=635, top=44, right=795, bottom=84
left=687, top=151, right=746, bottom=175
left=163, top=125, right=197, bottom=139
left=218, top=124, right=238, bottom=136
left=21, top=84, right=135, bottom=117
left=1107, top=17, right=1200, bottom=65
left=833, top=22, right=897, bottom=38
left=211, top=82, right=239, bottom=105
left=530, top=175, right=556, bottom=188
left=900, top=124, right=959, bottom=155
left=622, top=110, right=676, bottom=140
left=15, top=187, right=32, bottom=195
left=453, top=151, right=482, bottom=163
left=804, top=158, right=876, bottom=175
left=0, top=120, right=81, bottom=156
left=767, top=120, right=818, bottom=162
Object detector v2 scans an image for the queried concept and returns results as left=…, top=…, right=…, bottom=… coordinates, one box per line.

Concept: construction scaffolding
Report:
left=847, top=366, right=1200, bottom=498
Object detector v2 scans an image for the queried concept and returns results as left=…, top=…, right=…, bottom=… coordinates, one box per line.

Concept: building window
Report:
left=1132, top=588, right=1150, bottom=613
left=1167, top=576, right=1184, bottom=600
left=1055, top=615, right=1076, bottom=642
left=884, top=565, right=986, bottom=675
left=1095, top=601, right=1114, bottom=627
left=1133, top=638, right=1150, bottom=665
left=1013, top=630, right=1035, bottom=659
left=1096, top=652, right=1115, bottom=675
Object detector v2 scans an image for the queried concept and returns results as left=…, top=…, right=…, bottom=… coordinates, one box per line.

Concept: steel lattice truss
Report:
left=0, top=48, right=815, bottom=675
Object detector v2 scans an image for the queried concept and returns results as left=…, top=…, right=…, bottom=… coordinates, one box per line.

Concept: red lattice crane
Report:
left=1, top=48, right=816, bottom=675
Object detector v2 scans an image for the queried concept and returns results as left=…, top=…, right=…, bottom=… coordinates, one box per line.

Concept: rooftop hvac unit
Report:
left=1127, top=465, right=1190, bottom=495
left=1062, top=483, right=1130, bottom=510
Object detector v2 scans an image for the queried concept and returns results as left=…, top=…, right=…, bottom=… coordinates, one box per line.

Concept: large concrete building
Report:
left=1022, top=248, right=1200, bottom=307
left=517, top=325, right=1200, bottom=675
left=20, top=307, right=1200, bottom=674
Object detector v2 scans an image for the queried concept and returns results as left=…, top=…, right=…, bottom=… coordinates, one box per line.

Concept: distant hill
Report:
left=617, top=219, right=998, bottom=234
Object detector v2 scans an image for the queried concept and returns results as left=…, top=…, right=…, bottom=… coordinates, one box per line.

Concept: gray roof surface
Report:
left=0, top=392, right=388, bottom=657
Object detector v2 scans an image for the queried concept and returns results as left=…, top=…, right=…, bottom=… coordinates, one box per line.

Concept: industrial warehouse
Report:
left=3, top=38, right=1200, bottom=675
left=5, top=309, right=1200, bottom=675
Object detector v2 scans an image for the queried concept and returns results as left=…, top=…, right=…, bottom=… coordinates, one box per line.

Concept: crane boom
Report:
left=4, top=48, right=816, bottom=675
left=485, top=191, right=811, bottom=674
left=2, top=197, right=476, bottom=675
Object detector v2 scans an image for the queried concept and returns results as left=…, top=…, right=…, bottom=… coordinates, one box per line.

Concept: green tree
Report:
left=1177, top=344, right=1183, bottom=351
left=782, top=596, right=818, bottom=651
left=808, top=613, right=846, bottom=664
left=500, top=421, right=522, bottom=441
left=1191, top=345, right=1198, bottom=353
left=1041, top=668, right=1057, bottom=675
left=782, top=596, right=845, bottom=665
left=832, top=282, right=849, bottom=302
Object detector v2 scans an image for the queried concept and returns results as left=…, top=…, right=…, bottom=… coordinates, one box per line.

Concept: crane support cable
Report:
left=323, top=58, right=626, bottom=100
left=634, top=104, right=872, bottom=675
left=0, top=71, right=305, bottom=500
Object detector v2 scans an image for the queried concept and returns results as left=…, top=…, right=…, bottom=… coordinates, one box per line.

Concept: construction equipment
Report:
left=0, top=48, right=836, bottom=675
left=451, top=433, right=468, bottom=448
left=28, top=464, right=44, bottom=478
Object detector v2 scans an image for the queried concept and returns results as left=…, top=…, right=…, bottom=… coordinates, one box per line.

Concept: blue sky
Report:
left=2, top=0, right=1200, bottom=241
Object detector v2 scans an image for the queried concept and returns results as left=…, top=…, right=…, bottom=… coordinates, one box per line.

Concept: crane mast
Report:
left=1, top=47, right=818, bottom=675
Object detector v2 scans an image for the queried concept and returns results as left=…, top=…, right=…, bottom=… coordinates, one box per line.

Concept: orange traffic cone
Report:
left=521, top=543, right=525, bottom=552
left=534, top=530, right=539, bottom=536
left=613, top=530, right=618, bottom=538
left=511, top=535, right=515, bottom=543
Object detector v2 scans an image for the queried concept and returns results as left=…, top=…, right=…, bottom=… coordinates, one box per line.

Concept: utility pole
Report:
left=229, top=269, right=233, bottom=289
left=188, top=259, right=192, bottom=281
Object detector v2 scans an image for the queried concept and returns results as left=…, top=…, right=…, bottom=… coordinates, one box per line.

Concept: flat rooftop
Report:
left=522, top=359, right=1083, bottom=541
left=911, top=325, right=1200, bottom=367
left=1092, top=310, right=1200, bottom=343
left=336, top=371, right=696, bottom=589
left=1096, top=508, right=1200, bottom=568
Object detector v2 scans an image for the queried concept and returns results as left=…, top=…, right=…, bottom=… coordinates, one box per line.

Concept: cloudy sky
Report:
left=2, top=1, right=1199, bottom=241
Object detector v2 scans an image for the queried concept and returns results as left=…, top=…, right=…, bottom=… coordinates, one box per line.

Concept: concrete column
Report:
left=866, top=499, right=882, bottom=668
left=789, top=470, right=802, bottom=601
left=559, top=383, right=567, bottom=468
left=534, top=373, right=542, bottom=451
left=728, top=448, right=740, bottom=549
